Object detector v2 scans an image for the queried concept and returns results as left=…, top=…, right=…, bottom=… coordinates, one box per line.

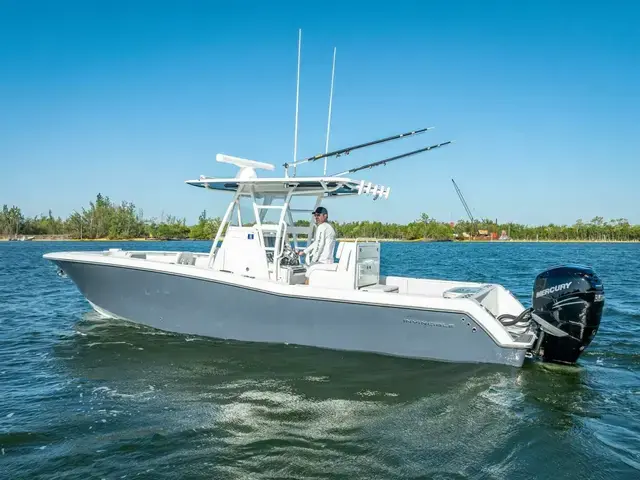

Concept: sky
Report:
left=1, top=0, right=638, bottom=226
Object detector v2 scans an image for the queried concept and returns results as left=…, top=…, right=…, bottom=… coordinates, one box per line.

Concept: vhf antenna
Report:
left=324, top=47, right=337, bottom=175
left=290, top=28, right=302, bottom=178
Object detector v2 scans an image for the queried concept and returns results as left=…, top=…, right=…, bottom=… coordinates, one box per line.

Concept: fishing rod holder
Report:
left=358, top=182, right=390, bottom=200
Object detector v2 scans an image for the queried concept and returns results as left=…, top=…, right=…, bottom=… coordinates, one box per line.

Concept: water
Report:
left=1, top=241, right=639, bottom=479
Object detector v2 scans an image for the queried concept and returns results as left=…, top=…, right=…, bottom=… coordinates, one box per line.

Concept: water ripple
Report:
left=1, top=240, right=639, bottom=479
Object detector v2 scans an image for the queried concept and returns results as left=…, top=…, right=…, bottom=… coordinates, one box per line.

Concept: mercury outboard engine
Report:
left=530, top=265, right=604, bottom=364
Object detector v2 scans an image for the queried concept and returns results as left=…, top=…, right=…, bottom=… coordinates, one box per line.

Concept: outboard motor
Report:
left=531, top=265, right=604, bottom=364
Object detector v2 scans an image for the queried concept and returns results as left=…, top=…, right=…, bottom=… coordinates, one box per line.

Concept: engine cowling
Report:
left=532, top=265, right=604, bottom=364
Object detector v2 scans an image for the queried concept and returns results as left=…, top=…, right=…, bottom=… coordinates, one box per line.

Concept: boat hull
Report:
left=51, top=259, right=528, bottom=367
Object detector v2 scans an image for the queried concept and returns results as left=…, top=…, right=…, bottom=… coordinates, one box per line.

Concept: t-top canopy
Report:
left=185, top=175, right=391, bottom=199
left=184, top=153, right=391, bottom=199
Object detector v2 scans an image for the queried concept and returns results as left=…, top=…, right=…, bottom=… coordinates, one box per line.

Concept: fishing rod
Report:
left=333, top=141, right=452, bottom=176
left=284, top=126, right=434, bottom=171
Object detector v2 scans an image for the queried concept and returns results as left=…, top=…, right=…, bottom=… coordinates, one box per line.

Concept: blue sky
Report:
left=1, top=0, right=638, bottom=226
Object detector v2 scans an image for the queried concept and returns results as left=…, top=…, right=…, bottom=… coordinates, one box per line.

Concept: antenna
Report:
left=292, top=28, right=302, bottom=178
left=324, top=47, right=337, bottom=175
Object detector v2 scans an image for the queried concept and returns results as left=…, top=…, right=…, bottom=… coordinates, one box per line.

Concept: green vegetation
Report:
left=0, top=194, right=218, bottom=241
left=333, top=215, right=639, bottom=241
left=1, top=195, right=639, bottom=242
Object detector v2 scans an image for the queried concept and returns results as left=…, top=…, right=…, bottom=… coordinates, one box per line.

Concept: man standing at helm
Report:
left=299, top=206, right=336, bottom=265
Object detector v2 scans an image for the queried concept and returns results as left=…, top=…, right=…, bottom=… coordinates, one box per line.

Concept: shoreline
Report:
left=1, top=236, right=638, bottom=244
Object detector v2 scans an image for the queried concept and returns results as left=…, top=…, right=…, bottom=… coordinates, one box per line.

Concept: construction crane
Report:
left=451, top=179, right=478, bottom=239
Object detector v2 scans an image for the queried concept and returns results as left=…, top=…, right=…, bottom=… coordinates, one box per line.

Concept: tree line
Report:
left=1, top=194, right=639, bottom=242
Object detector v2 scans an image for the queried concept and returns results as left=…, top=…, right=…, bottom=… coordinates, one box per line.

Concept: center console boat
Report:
left=44, top=146, right=604, bottom=367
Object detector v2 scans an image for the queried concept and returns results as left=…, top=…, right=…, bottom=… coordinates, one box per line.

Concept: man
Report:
left=299, top=206, right=336, bottom=265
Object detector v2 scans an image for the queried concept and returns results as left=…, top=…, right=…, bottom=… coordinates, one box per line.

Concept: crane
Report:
left=451, top=179, right=478, bottom=239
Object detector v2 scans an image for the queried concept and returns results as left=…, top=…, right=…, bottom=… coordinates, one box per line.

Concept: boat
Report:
left=43, top=32, right=605, bottom=368
left=44, top=146, right=605, bottom=367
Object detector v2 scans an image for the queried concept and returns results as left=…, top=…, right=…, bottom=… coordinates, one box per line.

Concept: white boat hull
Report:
left=46, top=252, right=533, bottom=367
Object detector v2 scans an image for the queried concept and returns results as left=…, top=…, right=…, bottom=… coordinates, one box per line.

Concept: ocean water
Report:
left=1, top=240, right=639, bottom=479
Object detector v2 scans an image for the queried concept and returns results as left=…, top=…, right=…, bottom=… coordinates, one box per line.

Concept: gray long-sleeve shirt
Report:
left=303, top=222, right=336, bottom=264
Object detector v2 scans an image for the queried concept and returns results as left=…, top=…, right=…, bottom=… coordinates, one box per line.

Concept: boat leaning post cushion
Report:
left=42, top=127, right=604, bottom=368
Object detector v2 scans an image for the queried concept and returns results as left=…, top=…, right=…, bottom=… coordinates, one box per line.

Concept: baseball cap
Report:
left=312, top=206, right=328, bottom=215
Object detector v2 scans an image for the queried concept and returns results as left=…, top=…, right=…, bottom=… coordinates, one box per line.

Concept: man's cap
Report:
left=312, top=206, right=328, bottom=215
